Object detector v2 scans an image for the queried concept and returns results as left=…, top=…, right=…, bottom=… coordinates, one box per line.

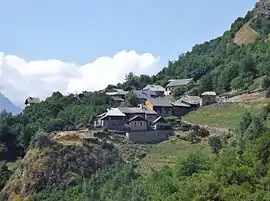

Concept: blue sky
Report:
left=0, top=0, right=257, bottom=66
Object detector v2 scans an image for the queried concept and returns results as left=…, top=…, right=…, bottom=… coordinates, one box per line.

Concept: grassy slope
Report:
left=137, top=137, right=212, bottom=174
left=184, top=103, right=262, bottom=129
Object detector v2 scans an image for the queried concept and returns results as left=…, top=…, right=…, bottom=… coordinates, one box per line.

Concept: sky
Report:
left=0, top=0, right=258, bottom=106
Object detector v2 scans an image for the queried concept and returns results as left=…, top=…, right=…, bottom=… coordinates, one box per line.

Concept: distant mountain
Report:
left=0, top=92, right=22, bottom=114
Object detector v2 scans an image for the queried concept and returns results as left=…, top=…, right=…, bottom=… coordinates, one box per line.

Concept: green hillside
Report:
left=2, top=1, right=270, bottom=200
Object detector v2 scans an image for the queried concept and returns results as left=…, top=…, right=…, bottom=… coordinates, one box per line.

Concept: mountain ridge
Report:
left=0, top=92, right=22, bottom=114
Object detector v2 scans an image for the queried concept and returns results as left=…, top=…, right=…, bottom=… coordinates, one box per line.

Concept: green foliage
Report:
left=125, top=91, right=139, bottom=106
left=265, top=87, right=270, bottom=98
left=172, top=86, right=186, bottom=99
left=262, top=76, right=270, bottom=90
left=208, top=135, right=222, bottom=153
left=0, top=161, right=12, bottom=190
left=155, top=123, right=172, bottom=130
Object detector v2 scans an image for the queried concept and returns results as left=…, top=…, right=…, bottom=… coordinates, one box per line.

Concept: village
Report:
left=92, top=78, right=217, bottom=143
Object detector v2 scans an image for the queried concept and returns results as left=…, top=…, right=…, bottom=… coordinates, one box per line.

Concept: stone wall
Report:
left=126, top=130, right=171, bottom=143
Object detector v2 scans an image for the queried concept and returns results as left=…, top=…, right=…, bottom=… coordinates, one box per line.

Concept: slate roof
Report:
left=147, top=98, right=172, bottom=107
left=111, top=96, right=125, bottom=102
left=128, top=115, right=148, bottom=122
left=180, top=95, right=201, bottom=105
left=106, top=88, right=127, bottom=96
left=100, top=108, right=126, bottom=120
left=143, top=84, right=165, bottom=92
left=172, top=99, right=191, bottom=107
left=152, top=116, right=167, bottom=124
left=118, top=107, right=145, bottom=114
left=165, top=78, right=193, bottom=87
left=201, top=91, right=217, bottom=96
left=132, top=90, right=157, bottom=99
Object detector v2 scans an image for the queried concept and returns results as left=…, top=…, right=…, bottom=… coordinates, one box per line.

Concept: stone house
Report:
left=164, top=78, right=193, bottom=95
left=143, top=84, right=165, bottom=97
left=105, top=88, right=127, bottom=101
left=200, top=91, right=217, bottom=106
left=180, top=95, right=201, bottom=108
left=171, top=101, right=192, bottom=117
left=131, top=90, right=158, bottom=104
left=128, top=115, right=148, bottom=131
left=97, top=108, right=126, bottom=130
left=145, top=98, right=173, bottom=117
left=25, top=97, right=40, bottom=105
left=118, top=106, right=157, bottom=123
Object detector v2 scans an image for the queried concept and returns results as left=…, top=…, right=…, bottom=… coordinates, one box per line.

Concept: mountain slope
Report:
left=150, top=0, right=270, bottom=95
left=0, top=92, right=21, bottom=114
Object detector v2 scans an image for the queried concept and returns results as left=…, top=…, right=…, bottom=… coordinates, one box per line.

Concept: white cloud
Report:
left=0, top=51, right=160, bottom=106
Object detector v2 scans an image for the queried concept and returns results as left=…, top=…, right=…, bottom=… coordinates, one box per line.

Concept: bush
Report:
left=186, top=131, right=198, bottom=142
left=179, top=123, right=191, bottom=131
left=167, top=116, right=181, bottom=126
left=208, top=135, right=222, bottom=153
left=155, top=123, right=172, bottom=130
left=190, top=124, right=200, bottom=131
left=197, top=128, right=210, bottom=138
left=265, top=87, right=270, bottom=98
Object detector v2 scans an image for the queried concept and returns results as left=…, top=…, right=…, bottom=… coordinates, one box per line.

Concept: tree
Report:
left=208, top=135, right=222, bottom=153
left=262, top=76, right=270, bottom=90
left=172, top=87, right=186, bottom=99
left=126, top=92, right=139, bottom=107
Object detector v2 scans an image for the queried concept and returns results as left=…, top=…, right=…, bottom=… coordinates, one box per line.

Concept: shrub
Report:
left=186, top=131, right=198, bottom=142
left=180, top=123, right=191, bottom=131
left=208, top=135, right=222, bottom=153
left=197, top=128, right=210, bottom=138
left=265, top=87, right=270, bottom=98
left=190, top=124, right=200, bottom=131
left=155, top=123, right=172, bottom=130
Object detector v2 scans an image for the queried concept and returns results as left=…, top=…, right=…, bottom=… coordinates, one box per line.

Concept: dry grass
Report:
left=52, top=130, right=90, bottom=146
left=233, top=23, right=258, bottom=45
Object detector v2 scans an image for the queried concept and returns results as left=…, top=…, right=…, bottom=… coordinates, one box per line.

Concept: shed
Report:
left=200, top=91, right=217, bottom=106
left=128, top=115, right=148, bottom=131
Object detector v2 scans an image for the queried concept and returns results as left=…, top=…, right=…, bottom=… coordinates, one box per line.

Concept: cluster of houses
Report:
left=96, top=78, right=217, bottom=132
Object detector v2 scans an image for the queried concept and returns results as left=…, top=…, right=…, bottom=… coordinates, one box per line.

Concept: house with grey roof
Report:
left=131, top=90, right=158, bottom=104
left=171, top=99, right=192, bottom=117
left=128, top=115, right=148, bottom=131
left=146, top=98, right=173, bottom=117
left=143, top=84, right=165, bottom=96
left=25, top=97, right=40, bottom=105
left=200, top=91, right=217, bottom=106
left=118, top=105, right=157, bottom=123
left=180, top=95, right=201, bottom=107
left=105, top=88, right=127, bottom=102
left=165, top=78, right=193, bottom=95
left=95, top=108, right=127, bottom=130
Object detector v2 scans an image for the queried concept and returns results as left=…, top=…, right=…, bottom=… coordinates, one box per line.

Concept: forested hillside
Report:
left=29, top=105, right=270, bottom=200
left=1, top=0, right=270, bottom=200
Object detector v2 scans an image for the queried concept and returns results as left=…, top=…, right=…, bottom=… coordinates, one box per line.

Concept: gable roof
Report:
left=147, top=98, right=172, bottom=107
left=152, top=116, right=167, bottom=124
left=132, top=90, right=157, bottom=99
left=201, top=91, right=217, bottom=96
left=106, top=88, right=127, bottom=96
left=100, top=108, right=125, bottom=120
left=118, top=107, right=145, bottom=114
left=180, top=95, right=201, bottom=105
left=165, top=78, right=193, bottom=88
left=172, top=99, right=191, bottom=107
left=128, top=115, right=148, bottom=122
left=143, top=85, right=165, bottom=92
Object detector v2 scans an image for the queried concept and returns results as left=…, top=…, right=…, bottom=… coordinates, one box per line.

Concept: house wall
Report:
left=129, top=120, right=148, bottom=131
left=173, top=106, right=192, bottom=117
left=153, top=106, right=173, bottom=117
left=145, top=114, right=157, bottom=123
left=101, top=116, right=126, bottom=130
left=126, top=131, right=170, bottom=143
left=145, top=100, right=154, bottom=110
left=200, top=95, right=216, bottom=106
